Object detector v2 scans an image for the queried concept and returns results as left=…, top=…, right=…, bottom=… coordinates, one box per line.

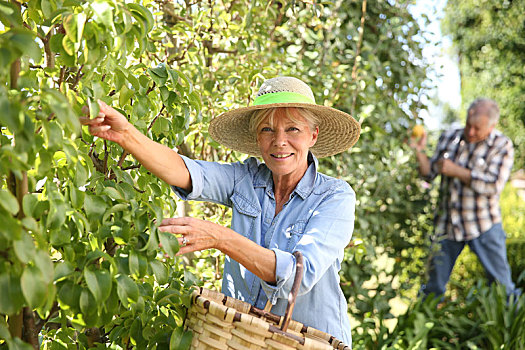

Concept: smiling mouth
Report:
left=271, top=153, right=294, bottom=159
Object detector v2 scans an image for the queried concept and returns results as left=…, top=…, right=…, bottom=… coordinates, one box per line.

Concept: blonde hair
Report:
left=249, top=107, right=319, bottom=135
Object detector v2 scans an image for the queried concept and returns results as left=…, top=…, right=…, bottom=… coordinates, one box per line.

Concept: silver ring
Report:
left=181, top=237, right=188, bottom=246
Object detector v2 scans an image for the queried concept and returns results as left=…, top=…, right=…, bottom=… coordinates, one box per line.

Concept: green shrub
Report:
left=353, top=283, right=525, bottom=350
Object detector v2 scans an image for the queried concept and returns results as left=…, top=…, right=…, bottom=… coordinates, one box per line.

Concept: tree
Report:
left=442, top=0, right=525, bottom=168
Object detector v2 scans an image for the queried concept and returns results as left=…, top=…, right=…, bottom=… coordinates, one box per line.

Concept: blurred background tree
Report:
left=442, top=0, right=525, bottom=168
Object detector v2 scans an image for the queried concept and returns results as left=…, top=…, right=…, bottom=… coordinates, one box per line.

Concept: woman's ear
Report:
left=310, top=126, right=319, bottom=147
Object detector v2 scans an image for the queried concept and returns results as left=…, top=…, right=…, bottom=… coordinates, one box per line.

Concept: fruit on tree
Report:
left=412, top=125, right=425, bottom=138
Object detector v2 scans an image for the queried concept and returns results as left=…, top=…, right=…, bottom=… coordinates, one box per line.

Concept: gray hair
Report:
left=467, top=98, right=500, bottom=125
left=249, top=107, right=319, bottom=135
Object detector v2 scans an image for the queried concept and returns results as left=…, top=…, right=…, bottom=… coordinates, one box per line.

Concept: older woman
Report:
left=80, top=77, right=360, bottom=344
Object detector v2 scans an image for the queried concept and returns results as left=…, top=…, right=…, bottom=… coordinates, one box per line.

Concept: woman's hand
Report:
left=158, top=217, right=224, bottom=255
left=80, top=100, right=130, bottom=144
left=160, top=217, right=277, bottom=282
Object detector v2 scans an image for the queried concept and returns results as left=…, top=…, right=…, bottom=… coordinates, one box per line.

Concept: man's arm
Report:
left=410, top=130, right=431, bottom=177
left=436, top=159, right=471, bottom=185
left=469, top=140, right=514, bottom=195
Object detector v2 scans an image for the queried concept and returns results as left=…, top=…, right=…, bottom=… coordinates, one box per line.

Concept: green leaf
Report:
left=54, top=261, right=74, bottom=282
left=50, top=227, right=71, bottom=246
left=0, top=318, right=10, bottom=341
left=22, top=193, right=38, bottom=218
left=84, top=193, right=107, bottom=221
left=0, top=273, right=24, bottom=315
left=0, top=1, right=23, bottom=27
left=21, top=217, right=40, bottom=234
left=159, top=231, right=179, bottom=257
left=42, top=89, right=80, bottom=135
left=79, top=288, right=97, bottom=316
left=7, top=337, right=34, bottom=350
left=128, top=250, right=147, bottom=278
left=61, top=34, right=76, bottom=56
left=21, top=265, right=48, bottom=308
left=13, top=230, right=36, bottom=264
left=149, top=260, right=168, bottom=284
left=148, top=65, right=168, bottom=86
left=103, top=187, right=124, bottom=201
left=84, top=268, right=112, bottom=303
left=42, top=121, right=64, bottom=150
left=0, top=188, right=19, bottom=215
left=40, top=0, right=56, bottom=19
left=58, top=281, right=82, bottom=310
left=116, top=274, right=139, bottom=307
left=69, top=183, right=85, bottom=209
left=170, top=327, right=193, bottom=350
left=35, top=250, right=54, bottom=283
left=4, top=28, right=41, bottom=62
left=127, top=3, right=154, bottom=32
left=92, top=1, right=114, bottom=29
left=0, top=211, right=21, bottom=241
left=119, top=84, right=134, bottom=106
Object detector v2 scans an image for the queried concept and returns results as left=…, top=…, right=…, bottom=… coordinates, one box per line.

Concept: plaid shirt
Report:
left=426, top=128, right=514, bottom=241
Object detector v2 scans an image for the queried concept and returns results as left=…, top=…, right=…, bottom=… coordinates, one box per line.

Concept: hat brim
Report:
left=208, top=102, right=361, bottom=158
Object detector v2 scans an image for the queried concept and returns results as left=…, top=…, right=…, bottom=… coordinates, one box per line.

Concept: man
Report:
left=410, top=98, right=519, bottom=298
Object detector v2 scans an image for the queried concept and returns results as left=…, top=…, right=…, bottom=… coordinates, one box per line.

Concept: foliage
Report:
left=500, top=183, right=525, bottom=240
left=442, top=0, right=525, bottom=168
left=353, top=283, right=525, bottom=350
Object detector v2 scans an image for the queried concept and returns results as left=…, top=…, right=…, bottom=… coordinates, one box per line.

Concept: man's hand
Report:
left=436, top=158, right=471, bottom=184
left=409, top=128, right=427, bottom=152
left=80, top=100, right=131, bottom=144
left=436, top=159, right=457, bottom=176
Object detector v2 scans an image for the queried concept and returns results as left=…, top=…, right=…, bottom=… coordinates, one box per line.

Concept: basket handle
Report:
left=280, top=251, right=304, bottom=332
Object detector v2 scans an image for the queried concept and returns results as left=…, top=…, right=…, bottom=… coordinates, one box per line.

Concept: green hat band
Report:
left=252, top=91, right=315, bottom=106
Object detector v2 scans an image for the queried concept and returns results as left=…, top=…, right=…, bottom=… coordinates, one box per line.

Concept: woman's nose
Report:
left=273, top=130, right=287, bottom=145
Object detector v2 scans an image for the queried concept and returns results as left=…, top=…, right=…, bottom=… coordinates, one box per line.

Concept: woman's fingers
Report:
left=89, top=124, right=111, bottom=134
left=79, top=116, right=105, bottom=125
left=158, top=224, right=191, bottom=235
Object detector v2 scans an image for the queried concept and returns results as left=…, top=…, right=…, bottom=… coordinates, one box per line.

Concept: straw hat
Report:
left=208, top=76, right=360, bottom=158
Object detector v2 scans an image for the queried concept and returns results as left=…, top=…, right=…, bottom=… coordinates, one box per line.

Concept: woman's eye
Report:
left=260, top=127, right=272, bottom=132
left=288, top=127, right=300, bottom=132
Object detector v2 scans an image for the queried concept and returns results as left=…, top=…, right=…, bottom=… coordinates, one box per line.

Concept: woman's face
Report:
left=256, top=108, right=318, bottom=179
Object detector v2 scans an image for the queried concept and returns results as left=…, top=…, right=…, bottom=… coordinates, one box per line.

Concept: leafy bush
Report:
left=354, top=283, right=525, bottom=350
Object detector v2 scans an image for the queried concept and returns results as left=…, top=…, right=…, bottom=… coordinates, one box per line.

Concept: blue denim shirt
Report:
left=172, top=153, right=354, bottom=344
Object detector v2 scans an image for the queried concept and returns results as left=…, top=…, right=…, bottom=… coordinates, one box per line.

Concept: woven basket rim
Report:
left=185, top=287, right=351, bottom=350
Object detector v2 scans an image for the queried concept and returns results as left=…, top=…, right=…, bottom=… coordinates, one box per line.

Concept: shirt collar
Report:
left=253, top=152, right=318, bottom=200
left=485, top=129, right=496, bottom=146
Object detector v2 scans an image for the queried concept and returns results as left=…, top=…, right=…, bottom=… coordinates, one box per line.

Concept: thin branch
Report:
left=147, top=105, right=166, bottom=133
left=57, top=67, right=66, bottom=89
left=71, top=64, right=84, bottom=91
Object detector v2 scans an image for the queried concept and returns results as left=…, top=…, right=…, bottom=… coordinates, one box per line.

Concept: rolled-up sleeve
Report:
left=171, top=155, right=247, bottom=206
left=261, top=186, right=355, bottom=304
left=470, top=140, right=514, bottom=195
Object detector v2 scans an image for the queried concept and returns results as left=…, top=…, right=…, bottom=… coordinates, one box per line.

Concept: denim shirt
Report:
left=172, top=153, right=355, bottom=344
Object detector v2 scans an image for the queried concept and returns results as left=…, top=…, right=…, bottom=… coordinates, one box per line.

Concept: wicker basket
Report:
left=184, top=252, right=351, bottom=349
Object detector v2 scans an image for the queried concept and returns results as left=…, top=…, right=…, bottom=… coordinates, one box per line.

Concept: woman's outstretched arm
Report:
left=80, top=100, right=192, bottom=191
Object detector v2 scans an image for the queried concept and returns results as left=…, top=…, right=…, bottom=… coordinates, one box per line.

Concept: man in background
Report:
left=410, top=98, right=520, bottom=299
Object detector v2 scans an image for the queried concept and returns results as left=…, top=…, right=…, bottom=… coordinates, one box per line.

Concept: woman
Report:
left=80, top=76, right=360, bottom=344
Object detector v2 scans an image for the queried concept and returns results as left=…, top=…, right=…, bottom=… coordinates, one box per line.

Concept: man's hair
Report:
left=467, top=98, right=500, bottom=125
